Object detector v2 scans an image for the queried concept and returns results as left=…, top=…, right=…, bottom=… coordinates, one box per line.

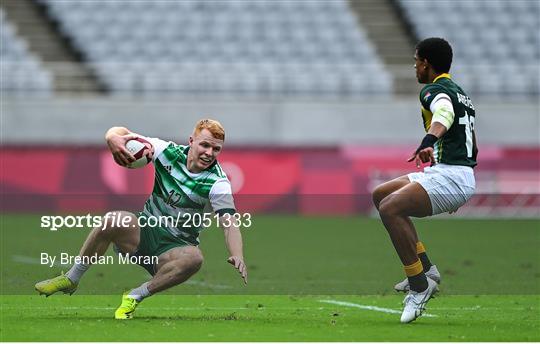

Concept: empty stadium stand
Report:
left=2, top=0, right=537, bottom=99
left=397, top=0, right=540, bottom=98
left=0, top=8, right=53, bottom=96
left=40, top=0, right=393, bottom=97
left=348, top=0, right=419, bottom=95
left=1, top=0, right=103, bottom=94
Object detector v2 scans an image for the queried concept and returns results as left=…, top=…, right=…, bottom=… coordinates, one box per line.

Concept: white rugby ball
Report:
left=125, top=138, right=151, bottom=169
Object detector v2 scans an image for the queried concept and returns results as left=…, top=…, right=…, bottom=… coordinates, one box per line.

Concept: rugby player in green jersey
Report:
left=372, top=38, right=477, bottom=323
left=35, top=119, right=248, bottom=319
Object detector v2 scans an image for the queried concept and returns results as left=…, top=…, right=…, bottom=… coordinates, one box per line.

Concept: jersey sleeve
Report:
left=419, top=84, right=446, bottom=110
left=209, top=178, right=236, bottom=215
left=137, top=136, right=171, bottom=162
left=429, top=93, right=455, bottom=130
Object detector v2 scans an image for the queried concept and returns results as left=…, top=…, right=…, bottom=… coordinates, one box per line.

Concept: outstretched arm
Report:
left=219, top=215, right=248, bottom=284
left=407, top=122, right=448, bottom=167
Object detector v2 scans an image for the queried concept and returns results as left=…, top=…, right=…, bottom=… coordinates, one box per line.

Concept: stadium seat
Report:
left=396, top=0, right=539, bottom=98
left=0, top=9, right=53, bottom=97
left=40, top=0, right=392, bottom=98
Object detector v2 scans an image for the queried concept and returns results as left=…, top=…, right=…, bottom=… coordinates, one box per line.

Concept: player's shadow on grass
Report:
left=138, top=313, right=243, bottom=321
left=46, top=313, right=247, bottom=321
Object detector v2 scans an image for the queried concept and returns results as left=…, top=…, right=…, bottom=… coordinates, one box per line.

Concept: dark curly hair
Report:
left=416, top=38, right=453, bottom=74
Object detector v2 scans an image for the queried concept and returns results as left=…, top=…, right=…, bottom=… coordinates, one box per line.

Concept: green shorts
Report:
left=115, top=214, right=193, bottom=276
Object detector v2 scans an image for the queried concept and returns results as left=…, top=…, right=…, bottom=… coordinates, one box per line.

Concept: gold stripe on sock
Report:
left=416, top=242, right=426, bottom=254
left=404, top=259, right=423, bottom=277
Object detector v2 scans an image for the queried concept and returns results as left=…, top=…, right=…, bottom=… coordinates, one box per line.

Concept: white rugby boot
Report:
left=394, top=265, right=441, bottom=292
left=400, top=277, right=438, bottom=323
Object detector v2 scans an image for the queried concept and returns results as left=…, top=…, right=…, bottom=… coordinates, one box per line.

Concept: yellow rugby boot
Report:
left=114, top=294, right=140, bottom=320
left=35, top=273, right=78, bottom=296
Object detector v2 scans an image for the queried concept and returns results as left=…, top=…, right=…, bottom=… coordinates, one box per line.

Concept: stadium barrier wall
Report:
left=2, top=97, right=539, bottom=145
left=2, top=145, right=538, bottom=217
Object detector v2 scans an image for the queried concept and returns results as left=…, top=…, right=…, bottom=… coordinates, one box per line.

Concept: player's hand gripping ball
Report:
left=125, top=138, right=152, bottom=169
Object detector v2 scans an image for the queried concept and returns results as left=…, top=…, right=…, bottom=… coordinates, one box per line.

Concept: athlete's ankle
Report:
left=65, top=262, right=89, bottom=284
left=128, top=282, right=151, bottom=302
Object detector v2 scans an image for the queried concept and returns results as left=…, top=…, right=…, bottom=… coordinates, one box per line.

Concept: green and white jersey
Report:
left=419, top=73, right=477, bottom=167
left=139, top=136, right=235, bottom=245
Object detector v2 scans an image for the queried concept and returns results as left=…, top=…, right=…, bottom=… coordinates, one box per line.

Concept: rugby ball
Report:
left=125, top=138, right=151, bottom=169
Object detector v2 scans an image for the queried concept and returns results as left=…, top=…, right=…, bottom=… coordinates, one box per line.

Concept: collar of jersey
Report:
left=182, top=146, right=218, bottom=173
left=433, top=73, right=451, bottom=83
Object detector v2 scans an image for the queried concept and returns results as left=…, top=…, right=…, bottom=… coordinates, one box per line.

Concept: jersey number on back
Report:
left=459, top=110, right=475, bottom=158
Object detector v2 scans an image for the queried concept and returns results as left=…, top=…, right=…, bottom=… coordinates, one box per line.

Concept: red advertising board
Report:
left=2, top=145, right=538, bottom=216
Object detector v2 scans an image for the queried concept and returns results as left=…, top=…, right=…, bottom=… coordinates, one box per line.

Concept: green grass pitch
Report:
left=1, top=214, right=539, bottom=341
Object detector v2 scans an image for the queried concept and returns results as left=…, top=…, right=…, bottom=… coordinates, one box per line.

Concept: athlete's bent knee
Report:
left=184, top=247, right=204, bottom=273
left=378, top=196, right=401, bottom=218
left=372, top=185, right=386, bottom=210
left=167, top=246, right=204, bottom=277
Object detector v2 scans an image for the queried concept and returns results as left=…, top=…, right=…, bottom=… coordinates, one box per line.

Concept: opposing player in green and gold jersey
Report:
left=35, top=119, right=247, bottom=319
left=371, top=38, right=477, bottom=323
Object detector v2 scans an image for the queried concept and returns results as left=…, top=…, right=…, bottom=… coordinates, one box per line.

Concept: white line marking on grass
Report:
left=319, top=299, right=437, bottom=317
left=13, top=254, right=230, bottom=290
left=319, top=300, right=400, bottom=315
left=11, top=255, right=69, bottom=268
left=6, top=304, right=484, bottom=313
